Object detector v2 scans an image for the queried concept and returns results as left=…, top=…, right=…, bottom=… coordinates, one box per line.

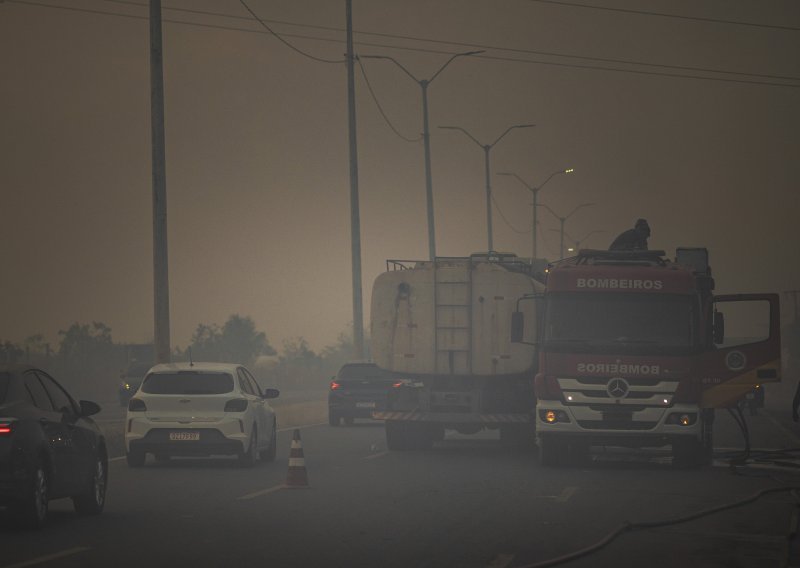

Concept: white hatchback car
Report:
left=125, top=362, right=279, bottom=467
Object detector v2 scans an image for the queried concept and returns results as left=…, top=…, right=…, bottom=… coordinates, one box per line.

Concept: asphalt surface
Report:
left=2, top=394, right=800, bottom=568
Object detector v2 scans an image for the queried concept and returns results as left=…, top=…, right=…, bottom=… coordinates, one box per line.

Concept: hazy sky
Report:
left=2, top=0, right=799, bottom=353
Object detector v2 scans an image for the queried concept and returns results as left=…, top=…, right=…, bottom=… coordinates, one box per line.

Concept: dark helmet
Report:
left=635, top=218, right=651, bottom=237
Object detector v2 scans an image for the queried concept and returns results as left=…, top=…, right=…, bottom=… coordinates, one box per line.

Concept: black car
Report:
left=0, top=365, right=107, bottom=528
left=118, top=360, right=152, bottom=406
left=328, top=362, right=396, bottom=426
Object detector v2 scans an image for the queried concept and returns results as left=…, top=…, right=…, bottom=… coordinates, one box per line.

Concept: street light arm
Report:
left=439, top=125, right=484, bottom=149
left=565, top=202, right=596, bottom=220
left=497, top=172, right=534, bottom=192
left=489, top=123, right=535, bottom=148
left=577, top=229, right=605, bottom=243
left=430, top=50, right=484, bottom=83
left=359, top=54, right=419, bottom=83
left=537, top=202, right=560, bottom=221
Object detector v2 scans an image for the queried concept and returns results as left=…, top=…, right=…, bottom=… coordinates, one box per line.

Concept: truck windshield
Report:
left=544, top=293, right=696, bottom=354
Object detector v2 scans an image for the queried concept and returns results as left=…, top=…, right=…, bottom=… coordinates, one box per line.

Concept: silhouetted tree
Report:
left=187, top=315, right=274, bottom=366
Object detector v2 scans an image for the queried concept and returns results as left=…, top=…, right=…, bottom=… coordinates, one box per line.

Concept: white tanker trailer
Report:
left=370, top=253, right=544, bottom=450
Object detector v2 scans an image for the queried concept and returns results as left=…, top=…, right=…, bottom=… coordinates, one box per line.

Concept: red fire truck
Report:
left=512, top=248, right=781, bottom=466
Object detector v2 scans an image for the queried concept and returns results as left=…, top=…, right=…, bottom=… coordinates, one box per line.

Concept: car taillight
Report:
left=0, top=420, right=15, bottom=436
left=534, top=374, right=563, bottom=401
left=330, top=381, right=342, bottom=390
left=392, top=381, right=404, bottom=388
left=128, top=398, right=147, bottom=412
left=224, top=399, right=248, bottom=412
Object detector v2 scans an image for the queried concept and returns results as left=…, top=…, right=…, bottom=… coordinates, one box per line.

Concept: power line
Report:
left=491, top=194, right=531, bottom=235
left=99, top=0, right=800, bottom=83
left=528, top=0, right=800, bottom=33
left=356, top=57, right=421, bottom=143
left=237, top=0, right=343, bottom=64
left=6, top=0, right=800, bottom=89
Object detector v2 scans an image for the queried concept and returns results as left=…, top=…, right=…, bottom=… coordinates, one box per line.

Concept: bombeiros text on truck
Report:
left=511, top=247, right=781, bottom=466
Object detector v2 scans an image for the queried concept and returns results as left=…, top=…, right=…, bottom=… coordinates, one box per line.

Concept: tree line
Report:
left=0, top=315, right=361, bottom=400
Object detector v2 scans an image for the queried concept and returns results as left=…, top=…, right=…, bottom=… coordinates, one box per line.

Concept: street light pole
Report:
left=440, top=123, right=535, bottom=252
left=497, top=168, right=573, bottom=260
left=539, top=202, right=596, bottom=259
left=361, top=51, right=482, bottom=260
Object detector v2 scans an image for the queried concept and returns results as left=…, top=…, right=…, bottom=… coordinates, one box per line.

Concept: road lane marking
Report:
left=363, top=451, right=389, bottom=461
left=238, top=484, right=287, bottom=500
left=2, top=547, right=92, bottom=568
left=553, top=486, right=577, bottom=502
left=486, top=553, right=515, bottom=568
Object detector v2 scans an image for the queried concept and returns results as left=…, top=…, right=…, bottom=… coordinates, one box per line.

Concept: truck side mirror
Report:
left=713, top=310, right=725, bottom=345
left=511, top=312, right=525, bottom=343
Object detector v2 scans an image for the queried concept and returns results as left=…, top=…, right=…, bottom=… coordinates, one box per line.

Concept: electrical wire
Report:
left=491, top=193, right=531, bottom=235
left=356, top=57, right=421, bottom=143
left=5, top=0, right=799, bottom=89
left=237, top=0, right=343, bottom=64
left=95, top=0, right=800, bottom=83
left=527, top=0, right=800, bottom=33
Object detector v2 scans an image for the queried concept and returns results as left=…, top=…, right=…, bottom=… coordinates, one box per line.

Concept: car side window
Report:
left=24, top=372, right=54, bottom=411
left=37, top=372, right=77, bottom=414
left=237, top=369, right=254, bottom=396
left=243, top=369, right=262, bottom=397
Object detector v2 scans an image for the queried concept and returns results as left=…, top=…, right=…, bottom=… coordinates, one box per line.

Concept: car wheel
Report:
left=126, top=449, right=145, bottom=468
left=14, top=461, right=48, bottom=529
left=154, top=453, right=170, bottom=464
left=260, top=420, right=277, bottom=462
left=328, top=410, right=340, bottom=427
left=239, top=426, right=258, bottom=468
left=343, top=416, right=355, bottom=426
left=73, top=454, right=107, bottom=515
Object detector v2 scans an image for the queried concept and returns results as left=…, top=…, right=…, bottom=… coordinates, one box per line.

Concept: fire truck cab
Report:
left=513, top=248, right=781, bottom=467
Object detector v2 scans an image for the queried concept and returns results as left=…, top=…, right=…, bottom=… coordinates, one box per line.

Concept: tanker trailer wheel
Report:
left=386, top=421, right=410, bottom=451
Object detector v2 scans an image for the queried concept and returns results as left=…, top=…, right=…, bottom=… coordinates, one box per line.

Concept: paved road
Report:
left=2, top=402, right=800, bottom=568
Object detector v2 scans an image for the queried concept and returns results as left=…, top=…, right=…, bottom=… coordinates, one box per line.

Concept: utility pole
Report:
left=360, top=52, right=481, bottom=260
left=150, top=0, right=171, bottom=364
left=346, top=0, right=364, bottom=359
left=440, top=124, right=534, bottom=252
left=497, top=168, right=573, bottom=260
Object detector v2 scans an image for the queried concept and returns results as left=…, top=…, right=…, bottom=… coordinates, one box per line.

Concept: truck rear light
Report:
left=128, top=398, right=146, bottom=412
left=224, top=399, right=248, bottom=412
left=0, top=420, right=15, bottom=435
left=534, top=374, right=563, bottom=401
left=330, top=381, right=342, bottom=390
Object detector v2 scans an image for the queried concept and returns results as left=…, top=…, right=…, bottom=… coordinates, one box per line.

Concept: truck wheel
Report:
left=386, top=421, right=409, bottom=451
left=328, top=410, right=340, bottom=427
left=538, top=437, right=567, bottom=467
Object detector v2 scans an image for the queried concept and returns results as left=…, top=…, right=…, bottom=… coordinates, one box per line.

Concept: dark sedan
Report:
left=328, top=362, right=397, bottom=426
left=0, top=364, right=107, bottom=528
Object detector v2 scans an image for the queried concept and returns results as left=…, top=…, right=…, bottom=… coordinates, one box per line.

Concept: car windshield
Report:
left=545, top=292, right=697, bottom=354
left=140, top=371, right=234, bottom=395
left=0, top=372, right=10, bottom=404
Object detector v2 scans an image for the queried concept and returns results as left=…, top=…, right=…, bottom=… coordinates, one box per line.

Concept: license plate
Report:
left=169, top=432, right=200, bottom=441
left=356, top=402, right=376, bottom=408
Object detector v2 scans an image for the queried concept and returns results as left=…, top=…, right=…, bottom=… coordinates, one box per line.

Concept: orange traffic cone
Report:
left=285, top=428, right=309, bottom=488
